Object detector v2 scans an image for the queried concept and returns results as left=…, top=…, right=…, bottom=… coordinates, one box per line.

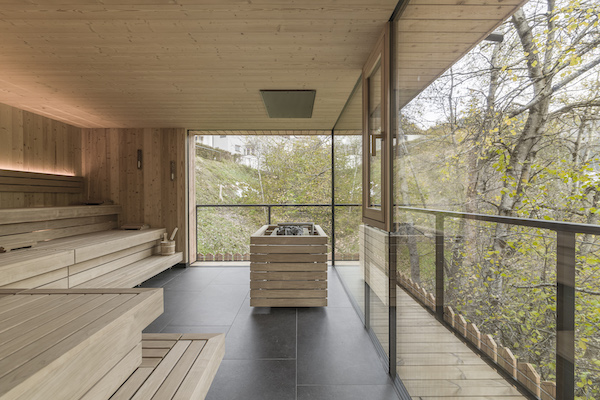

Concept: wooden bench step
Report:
left=107, top=333, right=225, bottom=400
left=35, top=228, right=166, bottom=263
left=69, top=242, right=157, bottom=287
left=0, top=249, right=74, bottom=287
left=0, top=205, right=120, bottom=225
left=75, top=253, right=183, bottom=289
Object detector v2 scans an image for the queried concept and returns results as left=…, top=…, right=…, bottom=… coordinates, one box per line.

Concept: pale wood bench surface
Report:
left=0, top=205, right=182, bottom=289
left=76, top=253, right=183, bottom=289
left=0, top=288, right=163, bottom=400
left=108, top=333, right=225, bottom=400
left=0, top=249, right=73, bottom=287
left=34, top=228, right=166, bottom=263
left=0, top=205, right=120, bottom=252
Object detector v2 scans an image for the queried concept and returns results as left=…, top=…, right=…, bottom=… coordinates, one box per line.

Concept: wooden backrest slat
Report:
left=0, top=176, right=83, bottom=188
left=0, top=169, right=84, bottom=194
left=0, top=215, right=116, bottom=237
left=3, top=220, right=117, bottom=246
left=0, top=205, right=121, bottom=252
left=0, top=205, right=121, bottom=225
left=0, top=170, right=83, bottom=182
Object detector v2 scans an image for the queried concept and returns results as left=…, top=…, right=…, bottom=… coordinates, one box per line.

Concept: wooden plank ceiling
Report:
left=0, top=0, right=526, bottom=130
left=395, top=0, right=528, bottom=109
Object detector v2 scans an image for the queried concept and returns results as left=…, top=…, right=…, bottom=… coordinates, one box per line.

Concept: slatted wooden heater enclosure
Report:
left=250, top=224, right=328, bottom=307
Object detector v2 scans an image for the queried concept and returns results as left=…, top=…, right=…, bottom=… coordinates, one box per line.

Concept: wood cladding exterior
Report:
left=0, top=102, right=83, bottom=208
left=82, top=128, right=188, bottom=263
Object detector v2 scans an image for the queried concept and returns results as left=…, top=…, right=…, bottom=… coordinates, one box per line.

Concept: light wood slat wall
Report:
left=82, top=128, right=188, bottom=263
left=0, top=102, right=83, bottom=208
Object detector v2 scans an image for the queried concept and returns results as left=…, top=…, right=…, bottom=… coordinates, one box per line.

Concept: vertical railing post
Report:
left=365, top=281, right=371, bottom=331
left=331, top=129, right=336, bottom=266
left=435, top=214, right=444, bottom=319
left=389, top=233, right=397, bottom=377
left=556, top=230, right=575, bottom=400
left=267, top=205, right=272, bottom=225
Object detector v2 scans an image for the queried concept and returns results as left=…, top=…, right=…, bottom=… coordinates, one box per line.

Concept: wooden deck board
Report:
left=371, top=288, right=527, bottom=399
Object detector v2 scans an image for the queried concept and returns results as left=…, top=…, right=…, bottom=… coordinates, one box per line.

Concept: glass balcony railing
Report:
left=196, top=203, right=360, bottom=262
left=393, top=206, right=600, bottom=400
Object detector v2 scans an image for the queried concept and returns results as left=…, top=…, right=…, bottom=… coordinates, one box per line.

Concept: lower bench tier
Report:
left=76, top=253, right=183, bottom=288
left=0, top=228, right=182, bottom=289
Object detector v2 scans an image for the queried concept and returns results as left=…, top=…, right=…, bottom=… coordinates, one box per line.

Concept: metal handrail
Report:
left=198, top=203, right=361, bottom=207
left=397, top=205, right=600, bottom=234
left=196, top=203, right=362, bottom=261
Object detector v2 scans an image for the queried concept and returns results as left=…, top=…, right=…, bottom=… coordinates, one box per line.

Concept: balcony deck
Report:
left=336, top=262, right=527, bottom=400
left=392, top=289, right=526, bottom=399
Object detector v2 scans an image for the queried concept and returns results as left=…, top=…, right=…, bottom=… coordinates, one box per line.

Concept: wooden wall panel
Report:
left=82, top=128, right=188, bottom=263
left=0, top=102, right=83, bottom=208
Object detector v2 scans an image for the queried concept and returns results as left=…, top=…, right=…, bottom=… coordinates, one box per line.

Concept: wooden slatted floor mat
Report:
left=110, top=333, right=225, bottom=400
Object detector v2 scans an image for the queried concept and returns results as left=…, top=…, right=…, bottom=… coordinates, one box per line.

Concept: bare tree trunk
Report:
left=487, top=6, right=556, bottom=300
left=464, top=39, right=503, bottom=269
left=397, top=134, right=422, bottom=284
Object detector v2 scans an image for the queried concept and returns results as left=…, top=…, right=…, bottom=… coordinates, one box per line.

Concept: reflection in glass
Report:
left=333, top=79, right=365, bottom=318
left=368, top=60, right=382, bottom=210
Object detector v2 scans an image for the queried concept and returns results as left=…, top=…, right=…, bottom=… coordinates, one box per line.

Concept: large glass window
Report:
left=362, top=25, right=390, bottom=231
left=334, top=79, right=365, bottom=316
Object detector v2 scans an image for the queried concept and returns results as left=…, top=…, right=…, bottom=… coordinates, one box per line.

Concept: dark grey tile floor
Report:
left=141, top=265, right=399, bottom=400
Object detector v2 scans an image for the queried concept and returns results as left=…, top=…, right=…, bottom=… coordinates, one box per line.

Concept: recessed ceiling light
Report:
left=260, top=90, right=316, bottom=118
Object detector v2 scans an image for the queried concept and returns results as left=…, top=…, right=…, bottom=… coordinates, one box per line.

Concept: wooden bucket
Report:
left=161, top=240, right=175, bottom=255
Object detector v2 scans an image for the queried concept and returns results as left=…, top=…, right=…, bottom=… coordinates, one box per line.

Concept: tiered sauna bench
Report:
left=0, top=288, right=224, bottom=400
left=0, top=205, right=182, bottom=289
left=250, top=224, right=328, bottom=307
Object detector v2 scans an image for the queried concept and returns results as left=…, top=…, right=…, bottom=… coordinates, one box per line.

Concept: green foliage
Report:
left=196, top=135, right=362, bottom=256
left=396, top=0, right=600, bottom=396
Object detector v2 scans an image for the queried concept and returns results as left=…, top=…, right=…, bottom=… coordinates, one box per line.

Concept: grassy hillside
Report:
left=195, top=155, right=259, bottom=205
left=195, top=154, right=264, bottom=255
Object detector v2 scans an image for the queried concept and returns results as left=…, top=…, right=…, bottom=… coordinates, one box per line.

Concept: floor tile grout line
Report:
left=228, top=283, right=251, bottom=337
left=158, top=268, right=243, bottom=335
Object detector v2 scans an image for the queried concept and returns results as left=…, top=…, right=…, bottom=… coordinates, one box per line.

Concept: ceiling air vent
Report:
left=260, top=90, right=316, bottom=118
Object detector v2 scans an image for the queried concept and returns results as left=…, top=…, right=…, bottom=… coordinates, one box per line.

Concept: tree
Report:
left=397, top=0, right=600, bottom=396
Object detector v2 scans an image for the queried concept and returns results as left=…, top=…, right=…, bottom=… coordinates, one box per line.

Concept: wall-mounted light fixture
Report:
left=137, top=149, right=143, bottom=169
left=170, top=161, right=176, bottom=181
left=484, top=32, right=504, bottom=42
